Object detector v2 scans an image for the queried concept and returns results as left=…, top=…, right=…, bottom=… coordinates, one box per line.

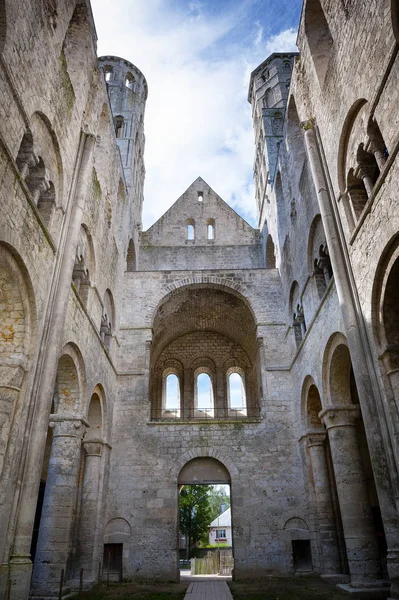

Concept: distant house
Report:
left=208, top=507, right=232, bottom=546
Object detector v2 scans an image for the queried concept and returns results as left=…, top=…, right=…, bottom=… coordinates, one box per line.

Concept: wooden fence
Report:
left=190, top=549, right=233, bottom=575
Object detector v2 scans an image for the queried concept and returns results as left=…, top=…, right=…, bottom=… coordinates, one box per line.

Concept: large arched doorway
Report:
left=301, top=378, right=346, bottom=575
left=178, top=458, right=233, bottom=578
left=31, top=347, right=86, bottom=596
left=150, top=285, right=260, bottom=421
left=321, top=337, right=387, bottom=587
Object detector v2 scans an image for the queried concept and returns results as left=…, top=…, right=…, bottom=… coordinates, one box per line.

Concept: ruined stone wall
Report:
left=0, top=0, right=146, bottom=594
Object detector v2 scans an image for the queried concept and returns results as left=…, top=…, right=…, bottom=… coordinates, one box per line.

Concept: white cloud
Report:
left=91, top=1, right=298, bottom=229
left=265, top=28, right=298, bottom=54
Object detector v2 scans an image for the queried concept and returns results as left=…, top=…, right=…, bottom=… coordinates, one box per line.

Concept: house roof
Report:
left=209, top=507, right=231, bottom=528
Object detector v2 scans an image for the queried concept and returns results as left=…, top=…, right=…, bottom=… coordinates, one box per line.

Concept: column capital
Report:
left=319, top=404, right=360, bottom=430
left=82, top=439, right=104, bottom=456
left=301, top=117, right=316, bottom=131
left=306, top=431, right=327, bottom=447
left=49, top=414, right=89, bottom=438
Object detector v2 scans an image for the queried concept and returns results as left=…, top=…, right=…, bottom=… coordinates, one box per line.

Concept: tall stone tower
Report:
left=248, top=53, right=298, bottom=229
left=98, top=55, right=148, bottom=229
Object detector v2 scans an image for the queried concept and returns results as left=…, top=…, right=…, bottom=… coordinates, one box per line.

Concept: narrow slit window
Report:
left=198, top=192, right=203, bottom=202
left=125, top=73, right=134, bottom=90
left=104, top=68, right=113, bottom=82
left=187, top=224, right=195, bottom=240
left=207, top=223, right=214, bottom=240
left=114, top=116, right=124, bottom=138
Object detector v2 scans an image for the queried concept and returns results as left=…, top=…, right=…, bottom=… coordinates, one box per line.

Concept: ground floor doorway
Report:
left=178, top=457, right=233, bottom=579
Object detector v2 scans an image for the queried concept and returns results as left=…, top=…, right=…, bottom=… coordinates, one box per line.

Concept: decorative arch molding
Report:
left=288, top=280, right=300, bottom=319
left=149, top=277, right=254, bottom=326
left=86, top=383, right=107, bottom=436
left=337, top=98, right=369, bottom=194
left=279, top=510, right=310, bottom=533
left=304, top=0, right=333, bottom=84
left=104, top=517, right=131, bottom=543
left=371, top=232, right=399, bottom=352
left=0, top=241, right=37, bottom=362
left=321, top=331, right=349, bottom=405
left=55, top=342, right=87, bottom=414
left=300, top=375, right=323, bottom=432
left=169, top=449, right=239, bottom=483
left=307, top=214, right=322, bottom=274
left=283, top=517, right=309, bottom=531
left=29, top=111, right=63, bottom=198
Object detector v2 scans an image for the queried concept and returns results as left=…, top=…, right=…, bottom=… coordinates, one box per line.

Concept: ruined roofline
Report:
left=247, top=52, right=299, bottom=103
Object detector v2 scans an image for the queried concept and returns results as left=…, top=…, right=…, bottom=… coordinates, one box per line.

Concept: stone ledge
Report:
left=147, top=418, right=263, bottom=426
left=337, top=583, right=390, bottom=598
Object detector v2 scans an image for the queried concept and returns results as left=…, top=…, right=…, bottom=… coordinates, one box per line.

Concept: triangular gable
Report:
left=141, top=177, right=258, bottom=247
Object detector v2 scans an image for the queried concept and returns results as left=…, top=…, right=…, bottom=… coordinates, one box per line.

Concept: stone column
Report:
left=30, top=415, right=87, bottom=596
left=320, top=405, right=381, bottom=586
left=78, top=440, right=103, bottom=583
left=215, top=366, right=226, bottom=419
left=182, top=367, right=192, bottom=420
left=306, top=432, right=341, bottom=574
left=256, top=337, right=267, bottom=418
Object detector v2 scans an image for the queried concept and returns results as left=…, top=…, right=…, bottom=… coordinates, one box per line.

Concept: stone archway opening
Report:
left=31, top=352, right=85, bottom=596
left=177, top=458, right=233, bottom=579
left=150, top=285, right=260, bottom=422
left=303, top=382, right=347, bottom=576
left=322, top=342, right=387, bottom=587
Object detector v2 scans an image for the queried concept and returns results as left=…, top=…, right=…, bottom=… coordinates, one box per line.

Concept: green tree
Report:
left=208, top=486, right=231, bottom=522
left=179, top=485, right=212, bottom=558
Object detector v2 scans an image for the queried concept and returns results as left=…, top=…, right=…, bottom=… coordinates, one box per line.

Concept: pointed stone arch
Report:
left=304, top=0, right=333, bottom=84
left=126, top=239, right=136, bottom=272
left=62, top=1, right=96, bottom=103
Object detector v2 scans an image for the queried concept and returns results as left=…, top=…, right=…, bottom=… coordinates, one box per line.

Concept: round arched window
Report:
left=227, top=370, right=247, bottom=417
left=165, top=373, right=180, bottom=410
left=195, top=372, right=213, bottom=412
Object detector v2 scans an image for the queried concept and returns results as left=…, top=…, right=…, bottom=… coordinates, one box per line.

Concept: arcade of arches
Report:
left=150, top=286, right=260, bottom=420
left=2, top=1, right=399, bottom=599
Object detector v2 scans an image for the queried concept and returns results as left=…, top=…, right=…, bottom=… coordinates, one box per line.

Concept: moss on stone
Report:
left=92, top=167, right=102, bottom=200
left=59, top=51, right=76, bottom=116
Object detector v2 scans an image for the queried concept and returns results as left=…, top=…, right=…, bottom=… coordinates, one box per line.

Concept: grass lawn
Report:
left=78, top=581, right=188, bottom=600
left=229, top=576, right=383, bottom=600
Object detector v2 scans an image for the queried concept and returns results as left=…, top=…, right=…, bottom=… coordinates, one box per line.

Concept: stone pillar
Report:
left=368, top=138, right=387, bottom=171
left=306, top=432, right=341, bottom=574
left=320, top=405, right=381, bottom=586
left=30, top=415, right=87, bottom=596
left=256, top=338, right=267, bottom=418
left=78, top=440, right=103, bottom=583
left=215, top=366, right=226, bottom=419
left=356, top=144, right=377, bottom=197
left=182, top=367, right=192, bottom=420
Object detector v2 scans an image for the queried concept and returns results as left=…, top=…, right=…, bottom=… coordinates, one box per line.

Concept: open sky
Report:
left=91, top=0, right=303, bottom=229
